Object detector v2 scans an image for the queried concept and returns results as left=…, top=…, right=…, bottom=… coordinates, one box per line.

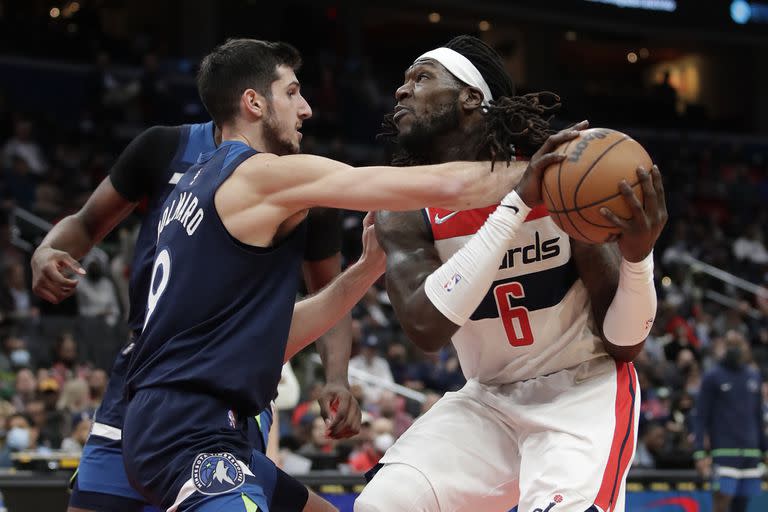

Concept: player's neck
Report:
left=221, top=123, right=266, bottom=152
left=426, top=126, right=485, bottom=164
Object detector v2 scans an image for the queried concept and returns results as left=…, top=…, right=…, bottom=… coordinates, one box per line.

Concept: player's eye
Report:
left=416, top=74, right=429, bottom=82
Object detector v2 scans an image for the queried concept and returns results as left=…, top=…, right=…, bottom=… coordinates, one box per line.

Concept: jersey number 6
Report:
left=493, top=282, right=534, bottom=346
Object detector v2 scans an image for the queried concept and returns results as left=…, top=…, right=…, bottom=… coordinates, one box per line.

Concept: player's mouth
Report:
left=393, top=105, right=412, bottom=123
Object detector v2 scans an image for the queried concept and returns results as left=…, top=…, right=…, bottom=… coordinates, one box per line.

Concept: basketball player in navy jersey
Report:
left=31, top=120, right=356, bottom=511
left=119, top=38, right=551, bottom=512
left=355, top=36, right=667, bottom=512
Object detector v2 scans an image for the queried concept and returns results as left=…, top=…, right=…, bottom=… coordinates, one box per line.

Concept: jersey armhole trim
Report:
left=210, top=149, right=307, bottom=256
left=421, top=209, right=435, bottom=243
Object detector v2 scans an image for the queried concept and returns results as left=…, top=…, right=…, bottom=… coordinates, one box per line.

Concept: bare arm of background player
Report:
left=302, top=209, right=360, bottom=438
left=31, top=177, right=136, bottom=303
left=31, top=125, right=179, bottom=304
left=286, top=213, right=385, bottom=359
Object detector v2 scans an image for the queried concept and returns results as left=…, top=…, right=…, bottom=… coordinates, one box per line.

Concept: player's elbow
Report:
left=401, top=318, right=451, bottom=353
left=431, top=174, right=468, bottom=208
left=603, top=339, right=645, bottom=362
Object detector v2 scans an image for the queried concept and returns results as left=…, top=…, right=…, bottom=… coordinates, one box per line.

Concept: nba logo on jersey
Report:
left=443, top=273, right=462, bottom=292
left=227, top=410, right=236, bottom=429
left=192, top=452, right=244, bottom=495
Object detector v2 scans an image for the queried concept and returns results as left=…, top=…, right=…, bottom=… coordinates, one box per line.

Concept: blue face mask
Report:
left=6, top=427, right=30, bottom=451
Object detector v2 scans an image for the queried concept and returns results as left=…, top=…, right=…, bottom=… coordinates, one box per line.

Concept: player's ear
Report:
left=243, top=89, right=266, bottom=119
left=460, top=86, right=484, bottom=113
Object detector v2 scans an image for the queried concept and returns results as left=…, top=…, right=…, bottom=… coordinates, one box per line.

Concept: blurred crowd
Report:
left=0, top=42, right=766, bottom=477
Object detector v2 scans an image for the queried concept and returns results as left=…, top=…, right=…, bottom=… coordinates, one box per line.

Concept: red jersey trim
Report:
left=427, top=205, right=549, bottom=241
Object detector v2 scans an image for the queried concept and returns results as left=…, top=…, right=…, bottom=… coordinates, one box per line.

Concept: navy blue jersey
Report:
left=126, top=140, right=306, bottom=416
left=95, top=122, right=215, bottom=431
left=694, top=364, right=767, bottom=469
left=124, top=122, right=217, bottom=332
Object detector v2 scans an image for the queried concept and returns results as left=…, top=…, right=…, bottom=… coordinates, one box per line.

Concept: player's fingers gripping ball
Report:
left=542, top=128, right=654, bottom=244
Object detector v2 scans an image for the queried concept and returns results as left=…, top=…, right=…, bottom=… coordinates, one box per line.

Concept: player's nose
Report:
left=395, top=82, right=412, bottom=102
left=298, top=95, right=312, bottom=120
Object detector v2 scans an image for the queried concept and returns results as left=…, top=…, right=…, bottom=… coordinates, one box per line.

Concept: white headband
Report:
left=416, top=47, right=493, bottom=106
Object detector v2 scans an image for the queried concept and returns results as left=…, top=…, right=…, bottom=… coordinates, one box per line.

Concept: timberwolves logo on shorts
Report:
left=192, top=452, right=244, bottom=494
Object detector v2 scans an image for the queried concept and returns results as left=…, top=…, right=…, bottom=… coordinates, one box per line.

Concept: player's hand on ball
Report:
left=31, top=247, right=86, bottom=303
left=599, top=165, right=668, bottom=262
left=319, top=383, right=362, bottom=439
left=514, top=120, right=589, bottom=207
left=359, top=212, right=386, bottom=276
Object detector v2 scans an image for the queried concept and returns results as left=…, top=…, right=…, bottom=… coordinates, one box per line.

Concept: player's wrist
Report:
left=500, top=190, right=533, bottom=217
left=323, top=378, right=350, bottom=389
left=620, top=250, right=654, bottom=282
left=622, top=249, right=655, bottom=266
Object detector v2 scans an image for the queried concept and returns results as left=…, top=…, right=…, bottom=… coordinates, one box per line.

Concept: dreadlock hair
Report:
left=379, top=35, right=559, bottom=166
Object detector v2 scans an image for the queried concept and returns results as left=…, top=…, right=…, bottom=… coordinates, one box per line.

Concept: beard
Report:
left=397, top=101, right=460, bottom=161
left=263, top=104, right=299, bottom=156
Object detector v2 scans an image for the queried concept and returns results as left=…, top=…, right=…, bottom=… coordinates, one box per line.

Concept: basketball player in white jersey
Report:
left=355, top=36, right=667, bottom=512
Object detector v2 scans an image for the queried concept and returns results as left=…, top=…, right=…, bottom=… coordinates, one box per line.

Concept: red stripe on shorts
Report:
left=593, top=362, right=637, bottom=512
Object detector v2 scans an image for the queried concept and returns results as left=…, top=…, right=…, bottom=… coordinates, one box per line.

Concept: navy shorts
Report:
left=69, top=435, right=160, bottom=512
left=123, top=388, right=305, bottom=512
left=69, top=344, right=162, bottom=512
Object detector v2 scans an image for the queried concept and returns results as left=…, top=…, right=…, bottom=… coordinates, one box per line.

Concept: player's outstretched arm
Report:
left=256, top=153, right=529, bottom=214
left=285, top=213, right=386, bottom=361
left=31, top=177, right=135, bottom=303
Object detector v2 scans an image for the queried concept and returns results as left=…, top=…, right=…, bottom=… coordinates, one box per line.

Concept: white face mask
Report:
left=6, top=427, right=30, bottom=451
left=10, top=349, right=30, bottom=367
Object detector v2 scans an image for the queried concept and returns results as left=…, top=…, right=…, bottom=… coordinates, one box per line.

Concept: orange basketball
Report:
left=542, top=128, right=654, bottom=244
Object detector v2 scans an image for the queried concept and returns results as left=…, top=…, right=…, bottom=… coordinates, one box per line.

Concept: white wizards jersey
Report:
left=425, top=204, right=608, bottom=384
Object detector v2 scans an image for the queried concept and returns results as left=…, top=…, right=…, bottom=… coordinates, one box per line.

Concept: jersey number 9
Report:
left=144, top=249, right=171, bottom=330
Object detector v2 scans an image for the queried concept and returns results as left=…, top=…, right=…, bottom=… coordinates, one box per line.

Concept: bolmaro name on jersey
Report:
left=499, top=231, right=560, bottom=270
left=157, top=191, right=205, bottom=240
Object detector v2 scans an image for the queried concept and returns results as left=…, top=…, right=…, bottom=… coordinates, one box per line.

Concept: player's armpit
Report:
left=571, top=240, right=644, bottom=362
left=375, top=210, right=458, bottom=351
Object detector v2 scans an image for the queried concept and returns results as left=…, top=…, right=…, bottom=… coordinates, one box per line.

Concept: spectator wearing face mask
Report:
left=11, top=368, right=36, bottom=412
left=0, top=333, right=33, bottom=373
left=694, top=331, right=767, bottom=512
left=0, top=413, right=39, bottom=468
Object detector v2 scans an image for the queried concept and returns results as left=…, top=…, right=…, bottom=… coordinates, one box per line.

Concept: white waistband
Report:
left=90, top=422, right=122, bottom=441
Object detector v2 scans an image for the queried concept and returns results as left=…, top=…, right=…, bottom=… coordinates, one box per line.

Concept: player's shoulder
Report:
left=375, top=210, right=432, bottom=247
left=238, top=152, right=349, bottom=183
left=130, top=124, right=184, bottom=154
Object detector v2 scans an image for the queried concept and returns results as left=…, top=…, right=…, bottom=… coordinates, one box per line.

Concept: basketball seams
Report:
left=547, top=180, right=641, bottom=214
left=555, top=138, right=589, bottom=241
left=570, top=135, right=631, bottom=234
left=571, top=182, right=642, bottom=228
left=543, top=180, right=567, bottom=237
left=571, top=135, right=631, bottom=209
